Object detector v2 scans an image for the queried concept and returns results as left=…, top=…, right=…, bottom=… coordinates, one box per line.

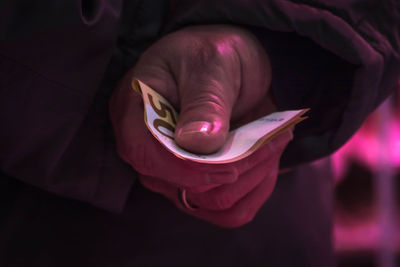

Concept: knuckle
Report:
left=227, top=210, right=254, bottom=228
left=183, top=37, right=236, bottom=70
left=193, top=40, right=219, bottom=64
left=181, top=86, right=226, bottom=114
left=175, top=36, right=218, bottom=68
left=211, top=192, right=236, bottom=210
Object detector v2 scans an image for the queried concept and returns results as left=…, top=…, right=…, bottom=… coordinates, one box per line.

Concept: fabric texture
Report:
left=0, top=0, right=399, bottom=266
left=165, top=0, right=400, bottom=166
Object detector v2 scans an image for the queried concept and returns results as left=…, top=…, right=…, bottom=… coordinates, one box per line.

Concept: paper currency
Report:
left=132, top=79, right=308, bottom=164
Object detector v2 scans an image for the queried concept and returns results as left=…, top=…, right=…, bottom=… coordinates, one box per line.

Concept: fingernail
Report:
left=178, top=121, right=213, bottom=136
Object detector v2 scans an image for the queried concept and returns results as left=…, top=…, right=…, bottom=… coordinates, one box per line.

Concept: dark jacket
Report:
left=0, top=1, right=399, bottom=266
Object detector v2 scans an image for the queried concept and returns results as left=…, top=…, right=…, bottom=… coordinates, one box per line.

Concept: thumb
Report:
left=174, top=74, right=240, bottom=154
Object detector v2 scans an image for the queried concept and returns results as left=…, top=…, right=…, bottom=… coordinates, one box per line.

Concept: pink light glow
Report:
left=334, top=218, right=381, bottom=252
left=332, top=93, right=400, bottom=256
left=334, top=215, right=400, bottom=253
left=332, top=111, right=400, bottom=182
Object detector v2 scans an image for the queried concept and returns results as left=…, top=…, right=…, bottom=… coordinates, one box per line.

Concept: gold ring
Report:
left=178, top=188, right=198, bottom=211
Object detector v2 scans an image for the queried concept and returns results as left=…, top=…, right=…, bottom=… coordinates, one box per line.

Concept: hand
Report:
left=110, top=25, right=293, bottom=228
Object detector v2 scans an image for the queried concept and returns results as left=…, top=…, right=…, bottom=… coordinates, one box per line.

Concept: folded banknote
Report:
left=132, top=79, right=308, bottom=164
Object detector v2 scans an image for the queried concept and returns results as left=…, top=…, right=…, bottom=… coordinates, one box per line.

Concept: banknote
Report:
left=132, top=79, right=308, bottom=164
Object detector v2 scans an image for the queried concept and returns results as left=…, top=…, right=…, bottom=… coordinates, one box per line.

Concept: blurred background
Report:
left=332, top=82, right=400, bottom=267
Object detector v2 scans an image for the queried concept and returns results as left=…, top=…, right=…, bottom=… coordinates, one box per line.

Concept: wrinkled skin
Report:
left=110, top=25, right=294, bottom=228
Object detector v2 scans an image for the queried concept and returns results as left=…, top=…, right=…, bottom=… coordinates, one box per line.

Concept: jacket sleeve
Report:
left=0, top=0, right=134, bottom=212
left=164, top=0, right=400, bottom=167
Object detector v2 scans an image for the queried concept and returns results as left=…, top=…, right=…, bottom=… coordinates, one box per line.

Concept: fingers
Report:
left=217, top=127, right=293, bottom=178
left=137, top=129, right=291, bottom=209
left=111, top=24, right=292, bottom=191
left=136, top=129, right=292, bottom=228
left=191, top=170, right=278, bottom=228
left=167, top=26, right=272, bottom=155
left=186, top=157, right=279, bottom=210
left=184, top=132, right=291, bottom=211
left=111, top=70, right=293, bottom=190
left=129, top=33, right=241, bottom=155
left=110, top=24, right=292, bottom=229
left=110, top=75, right=239, bottom=188
left=119, top=118, right=239, bottom=187
left=173, top=42, right=241, bottom=154
left=139, top=159, right=279, bottom=228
